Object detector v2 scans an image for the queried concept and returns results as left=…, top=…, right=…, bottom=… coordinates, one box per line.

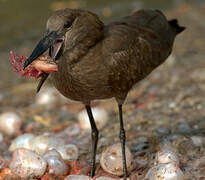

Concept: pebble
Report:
left=100, top=143, right=132, bottom=176
left=96, top=177, right=119, bottom=180
left=9, top=133, right=35, bottom=152
left=0, top=112, right=22, bottom=136
left=0, top=92, right=3, bottom=102
left=177, top=122, right=191, bottom=133
left=31, top=134, right=66, bottom=155
left=157, top=127, right=170, bottom=135
left=56, top=144, right=79, bottom=160
left=145, top=163, right=184, bottom=180
left=9, top=148, right=47, bottom=178
left=43, top=149, right=69, bottom=176
left=0, top=132, right=3, bottom=142
left=78, top=107, right=108, bottom=131
left=35, top=87, right=59, bottom=106
left=191, top=68, right=205, bottom=82
left=191, top=136, right=205, bottom=147
left=65, top=175, right=91, bottom=180
left=43, top=149, right=61, bottom=159
left=0, top=156, right=8, bottom=170
left=193, top=156, right=205, bottom=169
left=155, top=149, right=179, bottom=165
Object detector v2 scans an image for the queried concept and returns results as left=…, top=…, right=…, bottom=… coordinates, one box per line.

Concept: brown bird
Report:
left=23, top=8, right=185, bottom=179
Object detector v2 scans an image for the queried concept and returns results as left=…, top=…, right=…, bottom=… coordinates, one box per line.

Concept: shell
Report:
left=78, top=107, right=108, bottom=131
left=9, top=148, right=47, bottom=178
left=100, top=143, right=132, bottom=176
left=56, top=144, right=79, bottom=161
left=0, top=112, right=22, bottom=136
left=43, top=150, right=69, bottom=176
left=9, top=133, right=35, bottom=152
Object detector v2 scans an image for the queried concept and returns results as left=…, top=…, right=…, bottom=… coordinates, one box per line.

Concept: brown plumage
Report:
left=23, top=8, right=185, bottom=179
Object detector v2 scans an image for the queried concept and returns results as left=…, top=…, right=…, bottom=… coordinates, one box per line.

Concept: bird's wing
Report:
left=103, top=9, right=171, bottom=92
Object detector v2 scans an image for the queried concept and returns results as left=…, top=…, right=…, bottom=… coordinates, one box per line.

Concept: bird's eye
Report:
left=64, top=20, right=71, bottom=29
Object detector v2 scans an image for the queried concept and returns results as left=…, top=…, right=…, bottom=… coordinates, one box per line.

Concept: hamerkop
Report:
left=23, top=8, right=185, bottom=179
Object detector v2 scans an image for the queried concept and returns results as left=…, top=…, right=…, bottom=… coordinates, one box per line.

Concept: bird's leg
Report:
left=118, top=104, right=128, bottom=179
left=85, top=105, right=99, bottom=177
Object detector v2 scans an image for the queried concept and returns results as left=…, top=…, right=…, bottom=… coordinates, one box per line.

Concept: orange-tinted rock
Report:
left=68, top=161, right=90, bottom=175
left=0, top=168, right=19, bottom=180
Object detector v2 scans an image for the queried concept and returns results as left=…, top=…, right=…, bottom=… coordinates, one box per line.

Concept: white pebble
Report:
left=43, top=150, right=68, bottom=176
left=31, top=134, right=66, bottom=155
left=0, top=112, right=22, bottom=136
left=9, top=133, right=35, bottom=152
left=78, top=107, right=108, bottom=131
left=10, top=148, right=47, bottom=178
left=43, top=149, right=61, bottom=159
left=65, top=175, right=91, bottom=180
left=35, top=87, right=58, bottom=106
left=100, top=143, right=132, bottom=176
left=145, top=163, right=184, bottom=180
left=56, top=144, right=79, bottom=160
left=155, top=150, right=179, bottom=165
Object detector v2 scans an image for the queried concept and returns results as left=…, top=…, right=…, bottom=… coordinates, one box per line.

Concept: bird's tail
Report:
left=168, top=19, right=186, bottom=34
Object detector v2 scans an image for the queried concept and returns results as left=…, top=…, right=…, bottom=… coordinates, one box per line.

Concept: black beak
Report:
left=23, top=31, right=58, bottom=70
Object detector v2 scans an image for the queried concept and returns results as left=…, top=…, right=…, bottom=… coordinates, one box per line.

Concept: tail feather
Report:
left=169, top=19, right=186, bottom=34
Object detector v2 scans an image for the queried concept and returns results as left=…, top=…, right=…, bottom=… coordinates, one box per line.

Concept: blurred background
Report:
left=1, top=0, right=205, bottom=178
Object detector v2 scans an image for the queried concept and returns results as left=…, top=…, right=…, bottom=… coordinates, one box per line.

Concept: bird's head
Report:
left=23, top=8, right=104, bottom=70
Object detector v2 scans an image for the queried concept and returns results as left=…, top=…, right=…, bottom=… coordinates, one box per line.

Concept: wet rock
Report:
left=9, top=133, right=35, bottom=152
left=35, top=87, right=59, bottom=106
left=100, top=143, right=132, bottom=176
left=31, top=134, right=66, bottom=155
left=43, top=149, right=69, bottom=176
left=155, top=149, right=179, bottom=165
left=78, top=107, right=108, bottom=131
left=65, top=174, right=91, bottom=180
left=0, top=112, right=22, bottom=136
left=191, top=136, right=205, bottom=147
left=43, top=149, right=61, bottom=159
left=56, top=144, right=79, bottom=160
left=9, top=148, right=47, bottom=178
left=145, top=163, right=184, bottom=180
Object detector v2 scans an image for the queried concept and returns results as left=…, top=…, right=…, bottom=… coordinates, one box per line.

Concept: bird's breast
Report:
left=50, top=54, right=113, bottom=104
